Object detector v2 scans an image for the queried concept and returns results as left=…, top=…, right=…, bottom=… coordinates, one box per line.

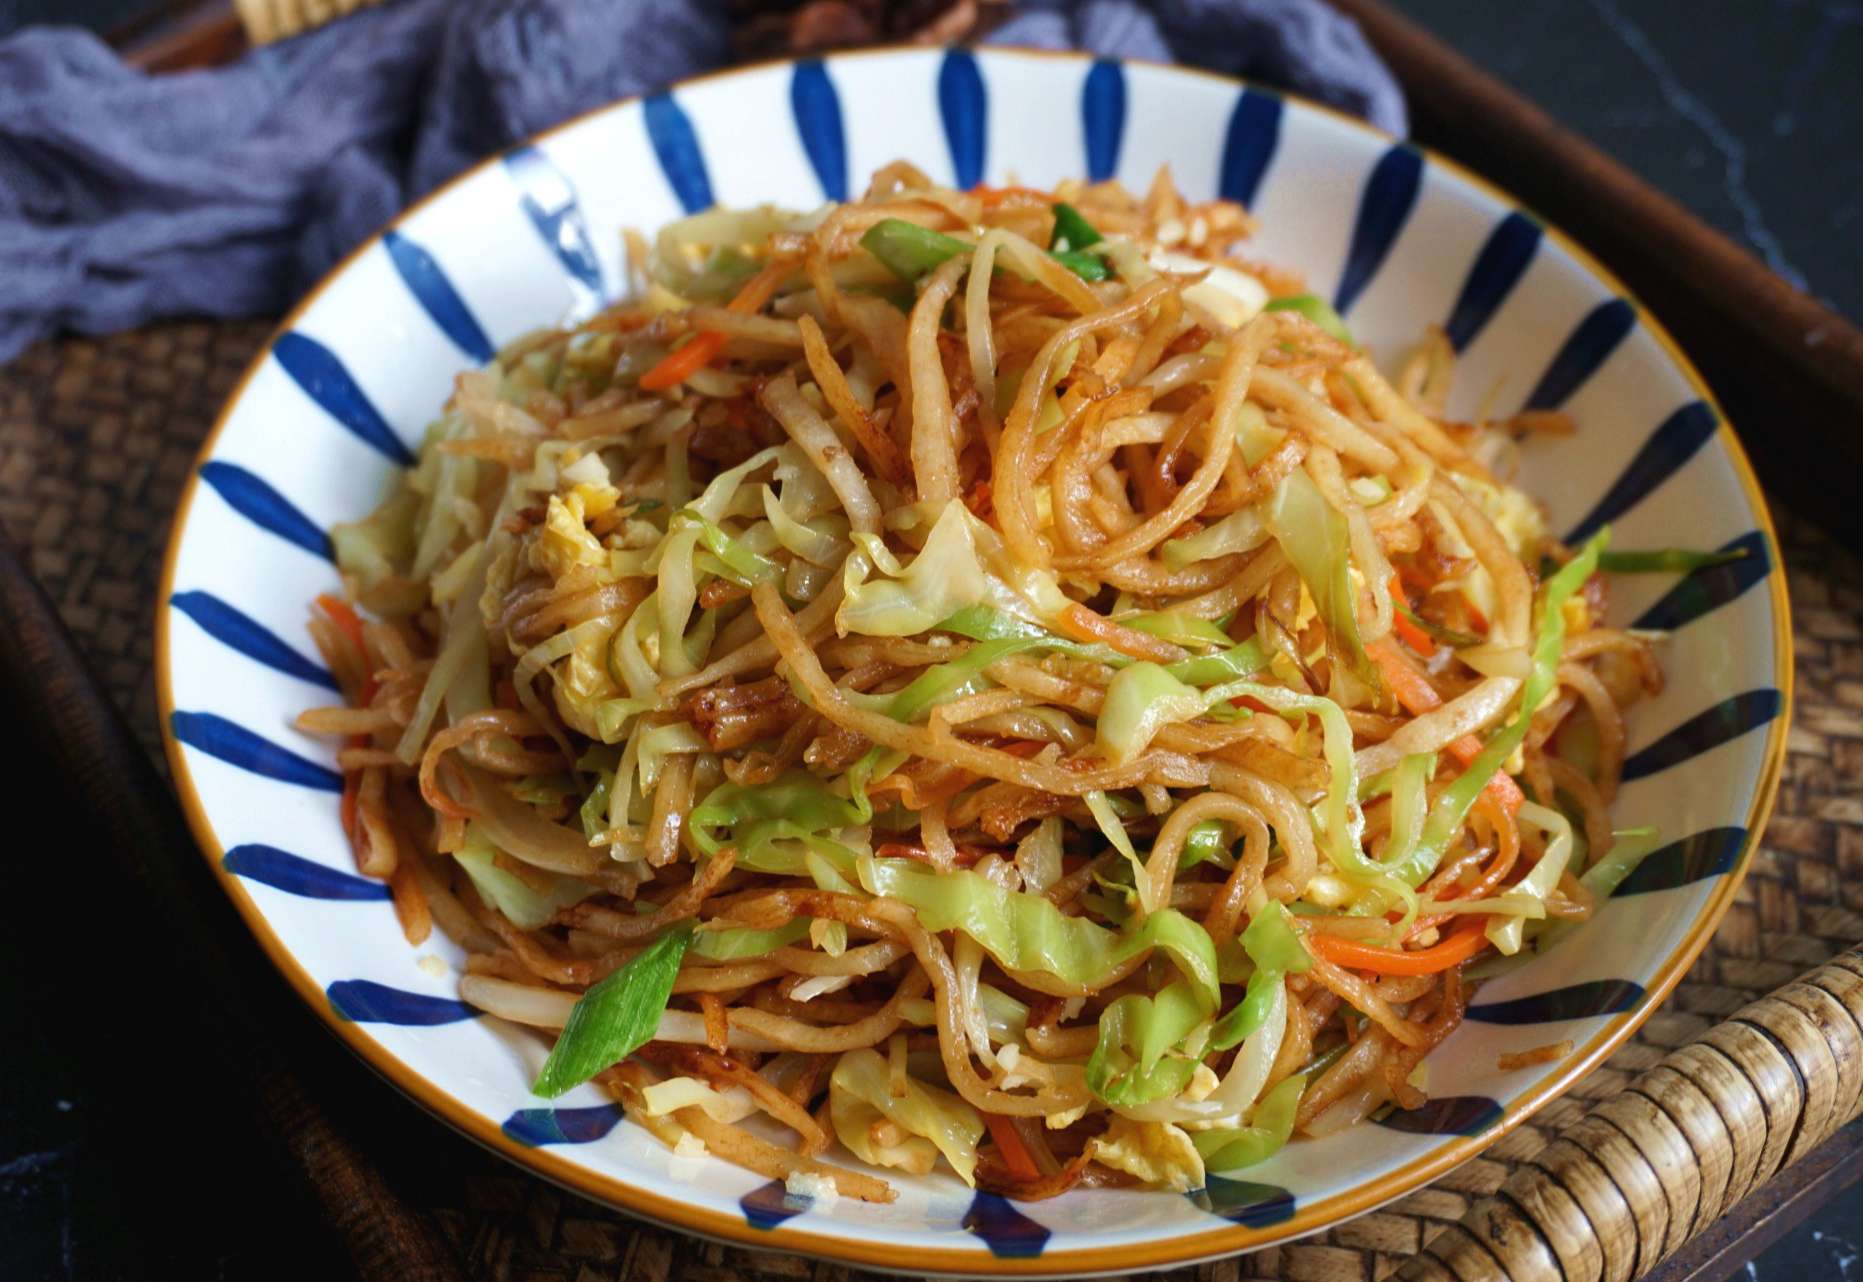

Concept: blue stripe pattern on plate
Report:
left=170, top=710, right=342, bottom=791
left=939, top=49, right=987, bottom=190
left=790, top=60, right=846, bottom=201
left=1620, top=689, right=1782, bottom=783
left=1630, top=531, right=1772, bottom=632
left=199, top=461, right=332, bottom=561
left=1523, top=298, right=1636, bottom=411
left=222, top=844, right=390, bottom=900
left=742, top=1180, right=813, bottom=1230
left=1468, top=978, right=1645, bottom=1024
left=1376, top=1095, right=1504, bottom=1136
left=1334, top=145, right=1422, bottom=314
left=963, top=1192, right=1049, bottom=1257
left=170, top=590, right=335, bottom=690
left=1564, top=399, right=1720, bottom=544
left=1081, top=58, right=1125, bottom=181
left=1443, top=212, right=1540, bottom=352
left=1191, top=1178, right=1297, bottom=1228
left=272, top=332, right=415, bottom=466
left=382, top=230, right=494, bottom=364
left=644, top=92, right=715, bottom=214
left=502, top=1104, right=624, bottom=1146
left=327, top=979, right=476, bottom=1025
left=1615, top=827, right=1748, bottom=896
left=504, top=146, right=606, bottom=304
left=1219, top=89, right=1282, bottom=208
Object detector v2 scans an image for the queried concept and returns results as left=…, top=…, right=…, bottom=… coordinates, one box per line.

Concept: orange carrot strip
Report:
left=639, top=330, right=727, bottom=391
left=985, top=1113, right=1042, bottom=1183
left=638, top=261, right=791, bottom=392
left=1057, top=603, right=1188, bottom=665
left=973, top=184, right=1051, bottom=208
left=317, top=593, right=366, bottom=651
left=1367, top=638, right=1524, bottom=816
left=1388, top=574, right=1437, bottom=657
left=1307, top=921, right=1491, bottom=975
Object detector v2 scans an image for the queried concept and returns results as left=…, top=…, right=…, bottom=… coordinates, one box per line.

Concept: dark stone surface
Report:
left=0, top=3, right=1857, bottom=1281
left=1387, top=0, right=1860, bottom=322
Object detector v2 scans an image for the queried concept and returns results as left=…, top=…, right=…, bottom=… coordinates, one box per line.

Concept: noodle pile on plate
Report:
left=299, top=161, right=1686, bottom=1200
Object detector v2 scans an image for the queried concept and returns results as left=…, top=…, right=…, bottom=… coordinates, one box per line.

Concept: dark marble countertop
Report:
left=1389, top=0, right=1859, bottom=324
left=1, top=4, right=1857, bottom=1282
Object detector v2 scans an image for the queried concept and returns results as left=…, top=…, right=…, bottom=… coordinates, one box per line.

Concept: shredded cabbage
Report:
left=830, top=1047, right=985, bottom=1184
left=839, top=500, right=990, bottom=637
left=1265, top=464, right=1371, bottom=680
left=454, top=822, right=593, bottom=929
left=857, top=854, right=1221, bottom=1006
left=1191, top=1070, right=1306, bottom=1172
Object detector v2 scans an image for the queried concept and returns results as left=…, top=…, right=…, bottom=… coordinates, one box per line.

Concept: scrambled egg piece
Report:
left=1449, top=471, right=1546, bottom=565
left=1148, top=250, right=1269, bottom=330
left=1087, top=1116, right=1206, bottom=1193
left=530, top=484, right=618, bottom=579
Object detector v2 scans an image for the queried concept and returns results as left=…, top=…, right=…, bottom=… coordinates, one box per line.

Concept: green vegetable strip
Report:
left=1578, top=825, right=1662, bottom=899
left=859, top=218, right=1111, bottom=286
left=1264, top=294, right=1355, bottom=345
left=678, top=512, right=782, bottom=587
left=1174, top=820, right=1231, bottom=873
left=1087, top=979, right=1209, bottom=1107
left=1378, top=753, right=1435, bottom=874
left=532, top=922, right=694, bottom=1098
left=1209, top=903, right=1311, bottom=1050
left=1049, top=203, right=1103, bottom=251
left=1121, top=610, right=1235, bottom=648
left=885, top=636, right=1045, bottom=722
left=1264, top=466, right=1372, bottom=680
left=1387, top=528, right=1610, bottom=888
left=1167, top=639, right=1269, bottom=687
left=690, top=919, right=811, bottom=961
left=1597, top=547, right=1747, bottom=574
left=688, top=772, right=869, bottom=872
left=1048, top=248, right=1111, bottom=281
left=1191, top=1071, right=1308, bottom=1171
left=858, top=854, right=1222, bottom=1007
left=861, top=219, right=971, bottom=279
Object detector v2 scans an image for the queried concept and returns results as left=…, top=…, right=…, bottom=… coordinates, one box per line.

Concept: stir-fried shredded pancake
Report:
left=299, top=161, right=1679, bottom=1200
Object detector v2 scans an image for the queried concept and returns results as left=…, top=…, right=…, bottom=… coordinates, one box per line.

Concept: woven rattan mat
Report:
left=4, top=318, right=1861, bottom=1281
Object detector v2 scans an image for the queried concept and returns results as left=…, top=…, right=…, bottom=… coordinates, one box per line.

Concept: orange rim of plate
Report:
left=153, top=46, right=1794, bottom=1276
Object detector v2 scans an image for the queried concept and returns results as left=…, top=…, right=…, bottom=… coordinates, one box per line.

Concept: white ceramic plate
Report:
left=157, top=47, right=1790, bottom=1276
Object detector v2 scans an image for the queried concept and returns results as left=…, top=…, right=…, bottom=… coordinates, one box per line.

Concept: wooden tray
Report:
left=2, top=4, right=1860, bottom=1280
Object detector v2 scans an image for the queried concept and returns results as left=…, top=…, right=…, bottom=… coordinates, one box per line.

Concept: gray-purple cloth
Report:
left=0, top=0, right=1404, bottom=363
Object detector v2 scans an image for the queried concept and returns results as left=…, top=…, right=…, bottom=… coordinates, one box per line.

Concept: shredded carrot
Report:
left=985, top=1112, right=1042, bottom=1183
left=1058, top=603, right=1188, bottom=664
left=1388, top=574, right=1437, bottom=657
left=340, top=769, right=361, bottom=842
left=1307, top=921, right=1491, bottom=975
left=317, top=593, right=366, bottom=652
left=1367, top=637, right=1524, bottom=816
left=638, top=261, right=792, bottom=392
left=973, top=184, right=1051, bottom=208
left=639, top=330, right=727, bottom=391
